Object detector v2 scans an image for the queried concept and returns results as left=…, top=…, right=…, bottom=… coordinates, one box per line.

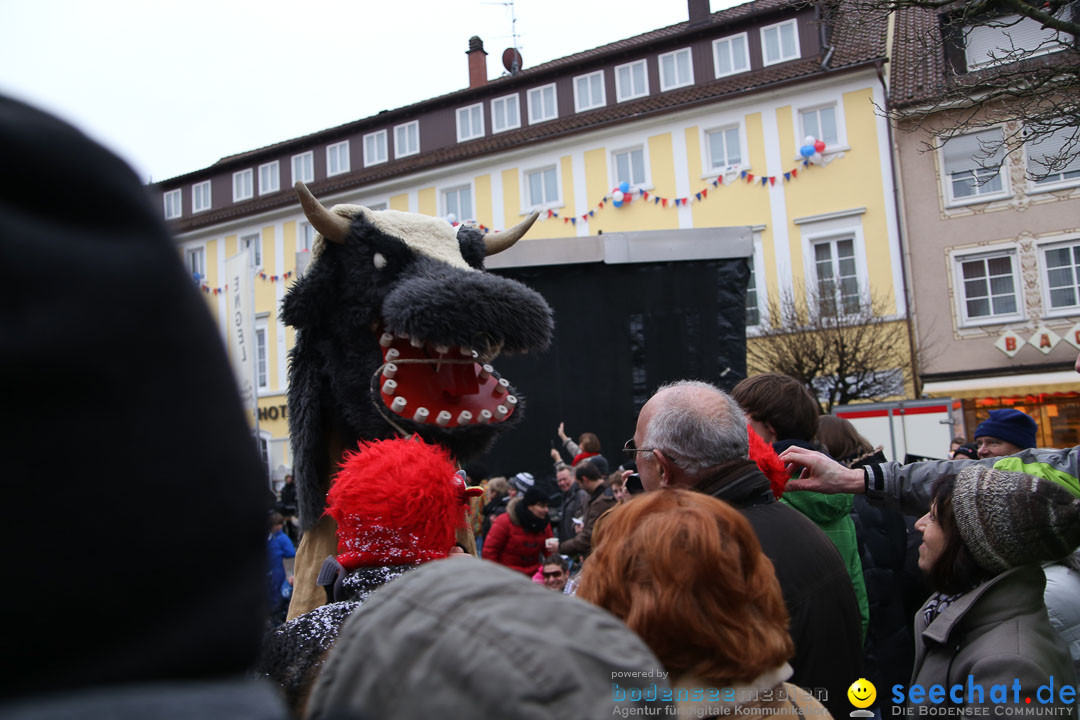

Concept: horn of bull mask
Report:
left=476, top=211, right=539, bottom=256
left=295, top=182, right=350, bottom=244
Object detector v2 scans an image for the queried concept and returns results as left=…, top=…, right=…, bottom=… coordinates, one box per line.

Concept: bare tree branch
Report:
left=746, top=283, right=917, bottom=412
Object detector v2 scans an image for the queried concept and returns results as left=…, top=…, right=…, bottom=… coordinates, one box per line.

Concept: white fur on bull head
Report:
left=295, top=182, right=537, bottom=266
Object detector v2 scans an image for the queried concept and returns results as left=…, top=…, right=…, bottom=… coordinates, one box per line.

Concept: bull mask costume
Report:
left=283, top=183, right=553, bottom=617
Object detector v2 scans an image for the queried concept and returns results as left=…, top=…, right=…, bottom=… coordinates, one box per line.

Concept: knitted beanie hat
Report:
left=973, top=409, right=1038, bottom=450
left=952, top=465, right=1080, bottom=575
left=326, top=436, right=482, bottom=570
left=510, top=471, right=535, bottom=494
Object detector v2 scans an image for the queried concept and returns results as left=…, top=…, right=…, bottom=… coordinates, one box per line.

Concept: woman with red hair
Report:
left=578, top=489, right=833, bottom=718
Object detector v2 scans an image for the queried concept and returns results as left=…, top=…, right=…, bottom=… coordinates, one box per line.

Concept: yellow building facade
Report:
left=163, top=3, right=904, bottom=477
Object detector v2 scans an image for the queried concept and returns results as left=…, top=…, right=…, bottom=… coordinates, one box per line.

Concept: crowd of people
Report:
left=7, top=94, right=1080, bottom=720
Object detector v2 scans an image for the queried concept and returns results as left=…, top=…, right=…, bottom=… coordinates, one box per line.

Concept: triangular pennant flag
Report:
left=675, top=198, right=681, bottom=207
left=662, top=198, right=668, bottom=208
left=702, top=188, right=708, bottom=198
left=760, top=177, right=767, bottom=186
left=740, top=170, right=747, bottom=179
left=802, top=160, right=809, bottom=167
left=712, top=181, right=719, bottom=188
left=746, top=173, right=755, bottom=183
left=784, top=172, right=791, bottom=181
left=589, top=210, right=595, bottom=217
left=642, top=191, right=649, bottom=200
left=654, top=196, right=660, bottom=204
left=570, top=217, right=576, bottom=226
left=792, top=168, right=798, bottom=178
left=695, top=192, right=702, bottom=201
left=769, top=177, right=776, bottom=186
left=718, top=175, right=724, bottom=185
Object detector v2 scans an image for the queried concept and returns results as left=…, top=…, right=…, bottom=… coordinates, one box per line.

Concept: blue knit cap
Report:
left=974, top=409, right=1037, bottom=450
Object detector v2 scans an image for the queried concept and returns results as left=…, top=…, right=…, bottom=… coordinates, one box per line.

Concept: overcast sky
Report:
left=0, top=0, right=739, bottom=183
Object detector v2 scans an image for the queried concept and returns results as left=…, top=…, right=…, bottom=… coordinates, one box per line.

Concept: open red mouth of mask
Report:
left=375, top=326, right=518, bottom=428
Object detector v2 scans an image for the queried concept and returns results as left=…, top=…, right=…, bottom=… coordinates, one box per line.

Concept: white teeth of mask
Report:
left=381, top=379, right=397, bottom=395
left=457, top=411, right=473, bottom=425
left=382, top=363, right=397, bottom=379
left=494, top=405, right=509, bottom=419
left=391, top=396, right=407, bottom=412
left=379, top=333, right=394, bottom=348
left=410, top=336, right=424, bottom=348
left=413, top=407, right=429, bottom=422
left=478, top=409, right=492, bottom=423
left=436, top=410, right=452, bottom=427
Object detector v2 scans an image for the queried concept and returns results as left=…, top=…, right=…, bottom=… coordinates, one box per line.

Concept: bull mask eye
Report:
left=373, top=252, right=387, bottom=270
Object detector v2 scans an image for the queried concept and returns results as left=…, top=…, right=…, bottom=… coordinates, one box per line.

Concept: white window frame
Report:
left=326, top=140, right=350, bottom=177
left=441, top=183, right=474, bottom=223
left=760, top=19, right=800, bottom=66
left=521, top=165, right=562, bottom=212
left=950, top=245, right=1024, bottom=327
left=614, top=59, right=649, bottom=102
left=255, top=319, right=269, bottom=391
left=963, top=13, right=1067, bottom=71
left=609, top=145, right=652, bottom=191
left=796, top=102, right=846, bottom=154
left=702, top=123, right=747, bottom=175
left=713, top=33, right=751, bottom=78
left=291, top=151, right=314, bottom=184
left=363, top=129, right=388, bottom=167
left=241, top=232, right=262, bottom=269
left=258, top=161, right=279, bottom=196
left=1024, top=124, right=1080, bottom=192
left=394, top=121, right=419, bottom=159
left=658, top=47, right=694, bottom=92
left=798, top=213, right=870, bottom=320
left=1037, top=234, right=1080, bottom=318
left=298, top=221, right=315, bottom=252
left=527, top=83, right=558, bottom=124
left=456, top=103, right=485, bottom=142
left=163, top=189, right=182, bottom=219
left=192, top=180, right=212, bottom=214
left=232, top=169, right=253, bottom=202
left=491, top=94, right=521, bottom=133
left=810, top=235, right=864, bottom=317
left=184, top=245, right=205, bottom=282
left=573, top=70, right=606, bottom=113
left=746, top=234, right=766, bottom=331
left=939, top=127, right=1011, bottom=208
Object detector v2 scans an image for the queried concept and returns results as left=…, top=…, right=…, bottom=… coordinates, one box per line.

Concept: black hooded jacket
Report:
left=692, top=459, right=863, bottom=719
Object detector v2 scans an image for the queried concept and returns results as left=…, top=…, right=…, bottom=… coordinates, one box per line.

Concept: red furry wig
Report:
left=326, top=436, right=479, bottom=569
left=577, top=489, right=794, bottom=685
left=747, top=424, right=788, bottom=499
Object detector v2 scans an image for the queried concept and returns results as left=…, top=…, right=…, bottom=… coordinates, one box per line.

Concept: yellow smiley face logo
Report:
left=847, top=678, right=876, bottom=708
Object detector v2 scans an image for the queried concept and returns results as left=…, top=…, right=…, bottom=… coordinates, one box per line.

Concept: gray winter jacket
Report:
left=1044, top=552, right=1080, bottom=679
left=306, top=559, right=673, bottom=718
left=909, top=565, right=1076, bottom=712
left=864, top=446, right=1080, bottom=517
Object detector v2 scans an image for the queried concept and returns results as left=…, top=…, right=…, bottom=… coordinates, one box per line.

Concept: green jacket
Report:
left=782, top=489, right=869, bottom=640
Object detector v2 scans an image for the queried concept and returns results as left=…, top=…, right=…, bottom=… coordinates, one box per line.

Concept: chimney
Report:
left=467, top=36, right=488, bottom=89
left=688, top=0, right=710, bottom=27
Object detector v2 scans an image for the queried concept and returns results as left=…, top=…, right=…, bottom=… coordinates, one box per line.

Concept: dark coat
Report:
left=558, top=484, right=616, bottom=558
left=692, top=459, right=863, bottom=719
left=482, top=498, right=552, bottom=575
left=555, top=483, right=590, bottom=542
left=912, top=565, right=1076, bottom=711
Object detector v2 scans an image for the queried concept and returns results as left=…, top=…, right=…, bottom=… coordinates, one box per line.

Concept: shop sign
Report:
left=1027, top=326, right=1061, bottom=354
left=995, top=330, right=1025, bottom=358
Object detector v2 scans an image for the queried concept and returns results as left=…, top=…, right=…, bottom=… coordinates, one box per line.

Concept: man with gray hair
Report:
left=630, top=380, right=862, bottom=718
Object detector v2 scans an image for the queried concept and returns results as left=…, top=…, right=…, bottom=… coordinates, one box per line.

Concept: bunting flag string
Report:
left=195, top=270, right=296, bottom=296
left=530, top=156, right=830, bottom=225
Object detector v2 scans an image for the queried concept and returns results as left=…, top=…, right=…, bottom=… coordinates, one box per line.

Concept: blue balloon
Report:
left=618, top=181, right=630, bottom=194
left=800, top=145, right=815, bottom=158
left=612, top=199, right=623, bottom=208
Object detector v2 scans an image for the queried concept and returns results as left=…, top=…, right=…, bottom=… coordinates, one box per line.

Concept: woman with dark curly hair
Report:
left=577, top=488, right=832, bottom=718
left=907, top=466, right=1079, bottom=711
